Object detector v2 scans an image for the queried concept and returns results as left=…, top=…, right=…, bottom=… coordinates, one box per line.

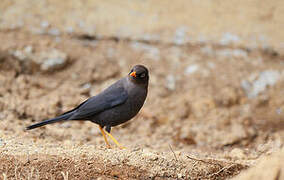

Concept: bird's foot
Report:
left=105, top=131, right=126, bottom=150
left=99, top=126, right=126, bottom=149
left=118, top=146, right=126, bottom=150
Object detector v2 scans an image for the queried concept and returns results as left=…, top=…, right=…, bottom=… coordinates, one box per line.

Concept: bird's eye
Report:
left=140, top=73, right=146, bottom=78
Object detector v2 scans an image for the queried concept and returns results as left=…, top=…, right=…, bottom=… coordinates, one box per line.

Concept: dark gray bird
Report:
left=26, top=65, right=149, bottom=149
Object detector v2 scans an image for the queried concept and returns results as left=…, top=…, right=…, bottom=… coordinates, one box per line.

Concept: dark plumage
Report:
left=26, top=65, right=149, bottom=148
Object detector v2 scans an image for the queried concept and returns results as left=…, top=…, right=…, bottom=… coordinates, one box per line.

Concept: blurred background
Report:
left=0, top=0, right=283, bottom=179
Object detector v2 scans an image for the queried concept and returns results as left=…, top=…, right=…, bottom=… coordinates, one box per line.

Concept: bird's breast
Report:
left=98, top=87, right=147, bottom=127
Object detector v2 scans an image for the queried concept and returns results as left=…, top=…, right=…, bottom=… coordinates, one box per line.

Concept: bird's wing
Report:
left=69, top=86, right=128, bottom=120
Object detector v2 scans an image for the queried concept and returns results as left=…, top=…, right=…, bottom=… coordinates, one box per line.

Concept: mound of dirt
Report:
left=233, top=148, right=283, bottom=180
left=0, top=139, right=248, bottom=179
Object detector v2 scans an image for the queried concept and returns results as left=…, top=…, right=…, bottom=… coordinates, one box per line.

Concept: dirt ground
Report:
left=0, top=1, right=283, bottom=179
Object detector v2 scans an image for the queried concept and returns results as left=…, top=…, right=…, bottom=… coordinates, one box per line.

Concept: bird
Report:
left=26, top=65, right=149, bottom=149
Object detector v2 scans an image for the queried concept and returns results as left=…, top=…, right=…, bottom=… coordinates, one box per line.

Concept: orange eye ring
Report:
left=130, top=71, right=136, bottom=77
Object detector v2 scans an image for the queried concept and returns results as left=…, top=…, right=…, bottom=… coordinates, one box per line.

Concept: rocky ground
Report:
left=0, top=0, right=283, bottom=179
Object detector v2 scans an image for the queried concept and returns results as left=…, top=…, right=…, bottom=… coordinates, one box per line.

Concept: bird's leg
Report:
left=99, top=126, right=111, bottom=149
left=105, top=126, right=125, bottom=149
left=105, top=131, right=125, bottom=149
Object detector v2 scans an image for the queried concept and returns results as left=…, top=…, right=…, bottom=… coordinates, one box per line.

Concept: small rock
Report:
left=24, top=45, right=33, bottom=54
left=59, top=123, right=71, bottom=128
left=40, top=21, right=50, bottom=28
left=12, top=50, right=27, bottom=61
left=185, top=64, right=199, bottom=75
left=230, top=148, right=246, bottom=159
left=220, top=32, right=240, bottom=45
left=166, top=75, right=176, bottom=91
left=242, top=70, right=281, bottom=98
left=33, top=49, right=68, bottom=72
left=65, top=26, right=74, bottom=34
left=0, top=138, right=4, bottom=147
left=177, top=173, right=183, bottom=179
left=143, top=149, right=159, bottom=161
left=173, top=26, right=188, bottom=45
left=81, top=83, right=91, bottom=94
left=11, top=45, right=33, bottom=61
left=81, top=83, right=91, bottom=90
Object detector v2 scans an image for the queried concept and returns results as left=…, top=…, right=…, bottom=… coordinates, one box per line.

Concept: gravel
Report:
left=11, top=46, right=68, bottom=72
left=35, top=49, right=67, bottom=71
left=242, top=70, right=282, bottom=98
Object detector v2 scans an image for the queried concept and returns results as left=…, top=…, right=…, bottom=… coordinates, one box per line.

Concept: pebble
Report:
left=166, top=75, right=176, bottom=91
left=65, top=26, right=74, bottom=34
left=173, top=26, right=188, bottom=45
left=12, top=49, right=27, bottom=61
left=40, top=21, right=50, bottom=28
left=242, top=70, right=281, bottom=98
left=0, top=138, right=4, bottom=147
left=12, top=47, right=68, bottom=72
left=230, top=148, right=246, bottom=159
left=184, top=64, right=199, bottom=75
left=24, top=45, right=33, bottom=54
left=81, top=83, right=91, bottom=90
left=36, top=49, right=67, bottom=71
left=219, top=32, right=240, bottom=45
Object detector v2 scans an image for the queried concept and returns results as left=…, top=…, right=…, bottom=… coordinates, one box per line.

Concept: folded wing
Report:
left=69, top=86, right=128, bottom=120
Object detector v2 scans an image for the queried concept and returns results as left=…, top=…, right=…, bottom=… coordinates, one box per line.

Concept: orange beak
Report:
left=130, top=71, right=136, bottom=77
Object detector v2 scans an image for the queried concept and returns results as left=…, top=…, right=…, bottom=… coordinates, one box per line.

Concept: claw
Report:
left=105, top=131, right=125, bottom=149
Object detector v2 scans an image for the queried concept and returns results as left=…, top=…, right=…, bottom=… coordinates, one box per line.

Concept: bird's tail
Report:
left=26, top=112, right=73, bottom=130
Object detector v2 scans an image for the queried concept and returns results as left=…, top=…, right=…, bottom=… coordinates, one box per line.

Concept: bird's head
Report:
left=128, top=65, right=149, bottom=85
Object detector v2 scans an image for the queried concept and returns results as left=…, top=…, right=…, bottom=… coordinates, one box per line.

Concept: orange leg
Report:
left=99, top=126, right=111, bottom=149
left=105, top=131, right=125, bottom=149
